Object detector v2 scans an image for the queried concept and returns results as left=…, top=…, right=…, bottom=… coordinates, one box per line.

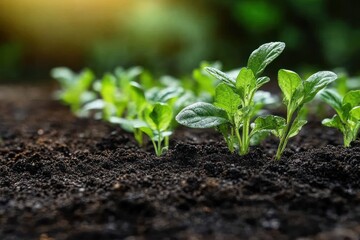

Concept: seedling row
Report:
left=52, top=42, right=360, bottom=159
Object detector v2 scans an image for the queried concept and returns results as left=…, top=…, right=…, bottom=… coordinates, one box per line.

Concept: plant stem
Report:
left=157, top=132, right=162, bottom=156
left=225, top=127, right=235, bottom=153
left=240, top=116, right=250, bottom=155
left=152, top=140, right=160, bottom=156
left=235, top=128, right=242, bottom=155
left=275, top=109, right=295, bottom=160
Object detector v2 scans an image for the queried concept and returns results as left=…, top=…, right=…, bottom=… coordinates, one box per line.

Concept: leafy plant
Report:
left=254, top=69, right=337, bottom=160
left=83, top=66, right=144, bottom=120
left=176, top=42, right=285, bottom=155
left=321, top=89, right=360, bottom=147
left=51, top=67, right=96, bottom=115
left=135, top=103, right=173, bottom=156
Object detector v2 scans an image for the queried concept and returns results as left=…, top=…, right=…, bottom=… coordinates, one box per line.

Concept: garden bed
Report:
left=1, top=86, right=360, bottom=240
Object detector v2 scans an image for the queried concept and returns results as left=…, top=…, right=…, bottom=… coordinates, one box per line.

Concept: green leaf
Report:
left=343, top=90, right=360, bottom=109
left=130, top=82, right=146, bottom=108
left=350, top=106, right=360, bottom=120
left=147, top=103, right=173, bottom=131
left=176, top=102, right=229, bottom=128
left=214, top=83, right=241, bottom=116
left=288, top=119, right=307, bottom=138
left=322, top=115, right=345, bottom=133
left=51, top=67, right=75, bottom=87
left=251, top=115, right=286, bottom=138
left=109, top=117, right=147, bottom=132
left=256, top=76, right=270, bottom=88
left=247, top=42, right=285, bottom=77
left=139, top=126, right=154, bottom=139
left=100, top=74, right=117, bottom=103
left=235, top=67, right=256, bottom=100
left=278, top=69, right=302, bottom=104
left=205, top=67, right=236, bottom=88
left=62, top=69, right=95, bottom=111
left=320, top=89, right=343, bottom=117
left=150, top=86, right=184, bottom=103
left=303, top=71, right=338, bottom=103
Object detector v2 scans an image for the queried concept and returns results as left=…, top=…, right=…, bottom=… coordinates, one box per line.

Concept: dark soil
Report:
left=1, top=86, right=360, bottom=240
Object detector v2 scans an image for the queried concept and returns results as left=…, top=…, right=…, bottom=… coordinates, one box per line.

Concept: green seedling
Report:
left=125, top=102, right=173, bottom=156
left=321, top=89, right=360, bottom=147
left=176, top=42, right=285, bottom=155
left=84, top=66, right=144, bottom=119
left=83, top=73, right=128, bottom=120
left=51, top=67, right=96, bottom=115
left=110, top=79, right=188, bottom=150
left=191, top=61, right=221, bottom=100
left=254, top=69, right=337, bottom=160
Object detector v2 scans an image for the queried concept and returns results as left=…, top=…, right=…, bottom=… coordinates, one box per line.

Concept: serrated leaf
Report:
left=278, top=69, right=302, bottom=104
left=288, top=119, right=307, bottom=138
left=343, top=90, right=360, bottom=109
left=303, top=71, right=337, bottom=103
left=320, top=89, right=343, bottom=114
left=176, top=102, right=229, bottom=128
left=247, top=42, right=285, bottom=77
left=205, top=67, right=236, bottom=88
left=214, top=83, right=241, bottom=117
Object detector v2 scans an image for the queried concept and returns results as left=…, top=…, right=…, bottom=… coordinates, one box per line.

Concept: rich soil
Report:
left=1, top=86, right=360, bottom=240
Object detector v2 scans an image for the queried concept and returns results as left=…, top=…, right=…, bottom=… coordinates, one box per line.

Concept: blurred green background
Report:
left=0, top=0, right=359, bottom=82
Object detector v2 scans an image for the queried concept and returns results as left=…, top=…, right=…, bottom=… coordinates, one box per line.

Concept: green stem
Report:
left=134, top=129, right=143, bottom=147
left=165, top=136, right=169, bottom=149
left=235, top=128, right=242, bottom=155
left=152, top=140, right=160, bottom=156
left=240, top=116, right=250, bottom=155
left=275, top=109, right=295, bottom=160
left=157, top=131, right=162, bottom=156
left=226, top=127, right=235, bottom=153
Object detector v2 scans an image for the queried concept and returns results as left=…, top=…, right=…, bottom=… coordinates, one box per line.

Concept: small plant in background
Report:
left=108, top=73, right=191, bottom=154
left=134, top=103, right=173, bottom=156
left=83, top=66, right=144, bottom=120
left=190, top=61, right=221, bottom=101
left=254, top=69, right=337, bottom=160
left=51, top=67, right=96, bottom=115
left=332, top=69, right=360, bottom=96
left=321, top=89, right=360, bottom=147
left=176, top=42, right=285, bottom=155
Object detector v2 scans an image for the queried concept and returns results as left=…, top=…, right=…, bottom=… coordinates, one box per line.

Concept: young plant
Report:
left=176, top=42, right=285, bottom=155
left=254, top=69, right=337, bottom=160
left=51, top=67, right=96, bottom=115
left=135, top=103, right=173, bottom=156
left=83, top=66, right=144, bottom=120
left=321, top=89, right=360, bottom=147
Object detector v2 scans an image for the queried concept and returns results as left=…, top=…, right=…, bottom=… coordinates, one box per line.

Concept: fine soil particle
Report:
left=1, top=86, right=360, bottom=240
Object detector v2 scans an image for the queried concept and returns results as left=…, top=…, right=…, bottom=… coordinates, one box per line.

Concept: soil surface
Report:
left=1, top=86, right=360, bottom=240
